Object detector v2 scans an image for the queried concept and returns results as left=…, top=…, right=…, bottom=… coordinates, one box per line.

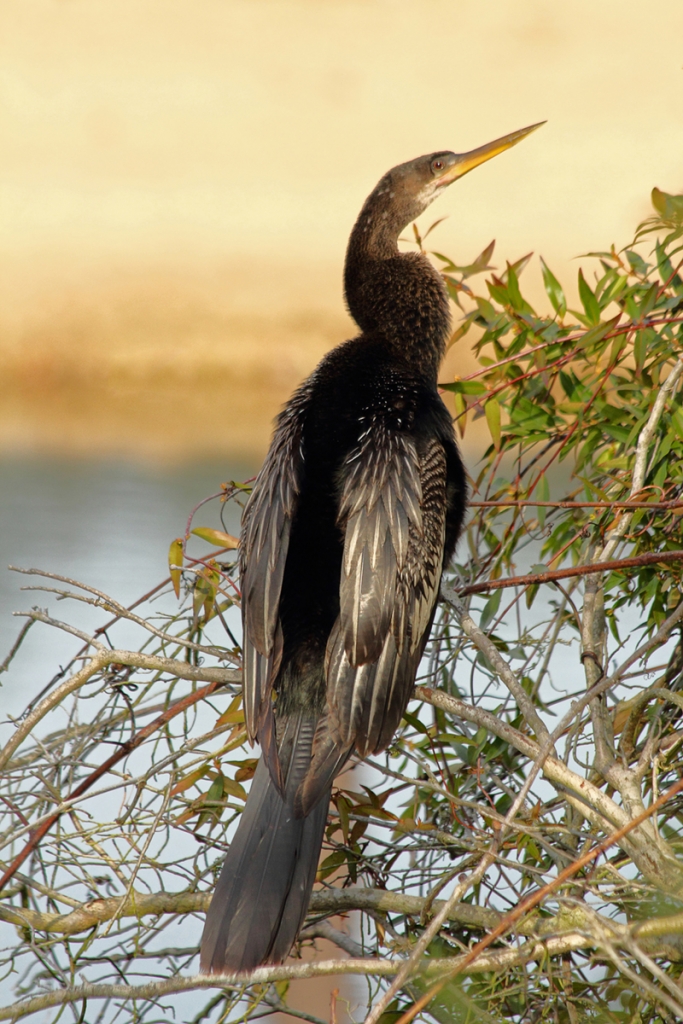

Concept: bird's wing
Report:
left=298, top=423, right=447, bottom=815
left=240, top=394, right=307, bottom=771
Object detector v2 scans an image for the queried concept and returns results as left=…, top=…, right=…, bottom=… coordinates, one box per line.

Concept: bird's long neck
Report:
left=343, top=183, right=451, bottom=382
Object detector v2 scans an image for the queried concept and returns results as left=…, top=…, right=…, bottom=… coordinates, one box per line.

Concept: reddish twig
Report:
left=457, top=550, right=683, bottom=597
left=183, top=491, right=226, bottom=545
left=0, top=680, right=227, bottom=894
left=469, top=500, right=683, bottom=510
left=656, top=257, right=683, bottom=299
left=452, top=315, right=683, bottom=384
left=394, top=772, right=683, bottom=1024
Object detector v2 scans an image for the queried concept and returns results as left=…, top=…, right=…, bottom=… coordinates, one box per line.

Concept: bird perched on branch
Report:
left=200, top=122, right=543, bottom=973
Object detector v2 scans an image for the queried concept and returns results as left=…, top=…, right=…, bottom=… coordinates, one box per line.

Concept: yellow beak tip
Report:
left=442, top=120, right=546, bottom=184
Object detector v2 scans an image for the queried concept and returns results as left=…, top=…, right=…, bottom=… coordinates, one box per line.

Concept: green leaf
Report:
left=192, top=562, right=221, bottom=627
left=505, top=251, right=534, bottom=279
left=577, top=314, right=621, bottom=350
left=442, top=379, right=487, bottom=396
left=509, top=396, right=552, bottom=431
left=578, top=269, right=601, bottom=325
left=505, top=264, right=525, bottom=312
left=191, top=527, right=239, bottom=549
left=634, top=330, right=648, bottom=374
left=435, top=239, right=496, bottom=278
left=195, top=773, right=226, bottom=829
left=656, top=239, right=683, bottom=293
left=540, top=257, right=566, bottom=317
left=421, top=215, right=448, bottom=242
left=608, top=329, right=629, bottom=365
left=170, top=764, right=211, bottom=797
left=465, top=238, right=496, bottom=277
left=222, top=777, right=247, bottom=801
left=535, top=474, right=549, bottom=529
left=452, top=389, right=467, bottom=438
left=480, top=589, right=502, bottom=630
left=670, top=406, right=683, bottom=441
left=626, top=249, right=650, bottom=277
left=487, top=277, right=511, bottom=306
left=444, top=275, right=466, bottom=308
left=652, top=187, right=683, bottom=225
left=168, top=538, right=184, bottom=599
left=445, top=316, right=474, bottom=350
left=484, top=397, right=501, bottom=449
left=216, top=695, right=244, bottom=726
left=337, top=794, right=350, bottom=844
left=559, top=369, right=574, bottom=399
left=317, top=849, right=347, bottom=881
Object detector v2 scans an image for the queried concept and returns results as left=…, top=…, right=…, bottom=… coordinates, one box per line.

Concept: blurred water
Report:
left=0, top=457, right=255, bottom=721
left=0, top=455, right=361, bottom=1023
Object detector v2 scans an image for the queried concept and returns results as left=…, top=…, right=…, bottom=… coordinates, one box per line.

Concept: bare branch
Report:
left=0, top=650, right=239, bottom=773
left=0, top=619, right=34, bottom=675
left=440, top=586, right=550, bottom=743
left=9, top=566, right=239, bottom=663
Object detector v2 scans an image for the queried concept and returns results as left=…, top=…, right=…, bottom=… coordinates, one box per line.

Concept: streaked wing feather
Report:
left=339, top=424, right=422, bottom=665
left=325, top=433, right=448, bottom=761
left=240, top=383, right=310, bottom=744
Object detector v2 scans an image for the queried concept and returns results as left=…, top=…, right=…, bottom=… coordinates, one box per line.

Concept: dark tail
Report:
left=200, top=713, right=330, bottom=973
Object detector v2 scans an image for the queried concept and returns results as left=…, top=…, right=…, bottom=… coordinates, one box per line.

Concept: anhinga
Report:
left=200, top=122, right=542, bottom=973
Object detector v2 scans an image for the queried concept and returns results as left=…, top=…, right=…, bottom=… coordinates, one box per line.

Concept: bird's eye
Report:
left=431, top=159, right=445, bottom=175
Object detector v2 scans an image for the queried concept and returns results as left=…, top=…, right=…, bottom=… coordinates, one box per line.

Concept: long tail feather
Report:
left=200, top=713, right=330, bottom=973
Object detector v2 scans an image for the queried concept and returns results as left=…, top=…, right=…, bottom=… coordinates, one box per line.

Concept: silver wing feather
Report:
left=240, top=384, right=310, bottom=756
left=298, top=424, right=448, bottom=815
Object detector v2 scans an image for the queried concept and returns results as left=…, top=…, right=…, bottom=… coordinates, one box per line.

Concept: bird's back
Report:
left=247, top=336, right=465, bottom=806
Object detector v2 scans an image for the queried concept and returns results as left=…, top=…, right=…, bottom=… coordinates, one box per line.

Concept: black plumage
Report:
left=200, top=124, right=542, bottom=974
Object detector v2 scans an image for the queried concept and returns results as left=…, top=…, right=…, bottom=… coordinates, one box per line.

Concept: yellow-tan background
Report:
left=1, top=0, right=682, bottom=460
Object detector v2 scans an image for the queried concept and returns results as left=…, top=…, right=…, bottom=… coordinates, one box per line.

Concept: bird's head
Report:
left=369, top=121, right=545, bottom=234
left=345, top=120, right=545, bottom=356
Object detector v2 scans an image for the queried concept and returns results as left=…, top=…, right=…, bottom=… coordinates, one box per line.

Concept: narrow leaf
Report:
left=453, top=390, right=467, bottom=438
left=470, top=239, right=496, bottom=275
left=540, top=257, right=566, bottom=317
left=442, top=379, right=487, bottom=396
left=222, top=777, right=247, bottom=801
left=505, top=251, right=534, bottom=279
left=337, top=795, right=350, bottom=844
left=422, top=215, right=448, bottom=241
left=168, top=538, right=184, bottom=599
left=445, top=321, right=471, bottom=350
left=170, top=764, right=211, bottom=797
left=577, top=314, right=620, bottom=350
left=578, top=269, right=601, bottom=325
left=216, top=694, right=244, bottom=727
left=191, top=527, right=239, bottom=549
left=535, top=474, right=549, bottom=528
left=480, top=589, right=502, bottom=630
left=484, top=397, right=501, bottom=450
left=458, top=239, right=496, bottom=278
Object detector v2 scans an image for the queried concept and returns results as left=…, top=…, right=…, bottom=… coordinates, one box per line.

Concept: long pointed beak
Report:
left=438, top=121, right=546, bottom=185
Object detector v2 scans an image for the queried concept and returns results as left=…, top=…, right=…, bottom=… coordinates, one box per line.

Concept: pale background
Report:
left=1, top=0, right=682, bottom=460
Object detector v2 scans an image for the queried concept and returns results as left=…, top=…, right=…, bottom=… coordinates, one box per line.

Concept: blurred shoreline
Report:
left=0, top=260, right=351, bottom=461
left=0, top=257, right=486, bottom=462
